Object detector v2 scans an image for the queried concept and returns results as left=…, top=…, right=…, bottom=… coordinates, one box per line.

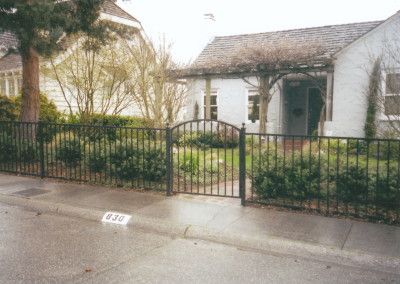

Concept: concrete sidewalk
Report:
left=0, top=174, right=399, bottom=274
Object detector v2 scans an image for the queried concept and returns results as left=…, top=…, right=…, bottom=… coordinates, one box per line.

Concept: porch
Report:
left=281, top=76, right=329, bottom=136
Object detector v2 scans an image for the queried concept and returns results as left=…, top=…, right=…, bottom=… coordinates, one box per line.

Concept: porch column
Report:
left=205, top=78, right=211, bottom=119
left=13, top=76, right=18, bottom=97
left=4, top=75, right=9, bottom=96
left=325, top=72, right=334, bottom=121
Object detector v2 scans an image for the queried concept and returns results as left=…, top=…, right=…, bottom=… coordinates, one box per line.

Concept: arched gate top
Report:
left=171, top=119, right=242, bottom=132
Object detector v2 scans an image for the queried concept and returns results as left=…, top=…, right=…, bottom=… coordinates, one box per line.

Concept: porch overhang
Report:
left=178, top=61, right=334, bottom=79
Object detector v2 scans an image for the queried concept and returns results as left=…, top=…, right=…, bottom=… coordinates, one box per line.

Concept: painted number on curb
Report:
left=102, top=212, right=131, bottom=225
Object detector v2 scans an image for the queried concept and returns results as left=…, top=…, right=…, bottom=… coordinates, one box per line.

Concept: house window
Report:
left=247, top=90, right=260, bottom=122
left=0, top=76, right=22, bottom=96
left=203, top=90, right=218, bottom=120
left=384, top=73, right=400, bottom=116
left=8, top=78, right=15, bottom=97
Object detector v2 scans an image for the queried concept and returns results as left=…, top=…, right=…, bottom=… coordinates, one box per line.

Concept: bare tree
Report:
left=127, top=38, right=187, bottom=127
left=42, top=36, right=133, bottom=121
left=230, top=42, right=330, bottom=133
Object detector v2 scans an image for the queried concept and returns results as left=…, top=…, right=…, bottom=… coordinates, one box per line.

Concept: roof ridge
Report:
left=102, top=0, right=140, bottom=23
left=213, top=20, right=384, bottom=40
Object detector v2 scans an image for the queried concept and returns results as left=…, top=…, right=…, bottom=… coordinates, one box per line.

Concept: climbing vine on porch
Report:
left=364, top=58, right=382, bottom=139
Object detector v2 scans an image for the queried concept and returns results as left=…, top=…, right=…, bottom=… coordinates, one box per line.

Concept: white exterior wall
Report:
left=40, top=74, right=142, bottom=117
left=326, top=14, right=400, bottom=137
left=185, top=77, right=282, bottom=133
left=41, top=75, right=74, bottom=114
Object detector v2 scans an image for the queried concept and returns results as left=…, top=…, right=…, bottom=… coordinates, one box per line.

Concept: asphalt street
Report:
left=0, top=202, right=398, bottom=283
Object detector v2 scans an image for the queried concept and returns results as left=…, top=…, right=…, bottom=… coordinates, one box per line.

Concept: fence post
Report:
left=166, top=124, right=173, bottom=196
left=38, top=122, right=45, bottom=179
left=239, top=123, right=246, bottom=206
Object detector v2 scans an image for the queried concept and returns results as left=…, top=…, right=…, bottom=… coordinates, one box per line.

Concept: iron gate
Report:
left=166, top=119, right=245, bottom=203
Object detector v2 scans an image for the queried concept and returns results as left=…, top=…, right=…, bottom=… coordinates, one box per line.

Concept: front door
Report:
left=286, top=85, right=308, bottom=136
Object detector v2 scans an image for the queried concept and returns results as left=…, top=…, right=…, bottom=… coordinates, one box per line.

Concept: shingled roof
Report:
left=189, top=20, right=383, bottom=75
left=0, top=32, right=18, bottom=52
left=102, top=0, right=139, bottom=22
left=0, top=53, right=22, bottom=72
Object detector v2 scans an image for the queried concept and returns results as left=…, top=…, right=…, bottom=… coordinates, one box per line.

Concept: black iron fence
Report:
left=167, top=119, right=244, bottom=198
left=0, top=121, right=167, bottom=190
left=0, top=120, right=399, bottom=224
left=245, top=133, right=400, bottom=224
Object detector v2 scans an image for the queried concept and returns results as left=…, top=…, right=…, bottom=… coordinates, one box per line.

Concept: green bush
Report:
left=253, top=152, right=321, bottom=200
left=0, top=95, right=18, bottom=121
left=68, top=114, right=154, bottom=142
left=18, top=140, right=38, bottom=163
left=86, top=139, right=166, bottom=182
left=375, top=168, right=400, bottom=210
left=12, top=94, right=62, bottom=143
left=369, top=140, right=400, bottom=161
left=177, top=130, right=238, bottom=149
left=88, top=143, right=107, bottom=173
left=13, top=93, right=61, bottom=123
left=334, top=165, right=370, bottom=204
left=180, top=153, right=199, bottom=174
left=109, top=141, right=141, bottom=180
left=56, top=137, right=82, bottom=167
left=0, top=134, right=40, bottom=164
left=69, top=113, right=153, bottom=128
left=112, top=155, right=141, bottom=180
left=0, top=135, right=17, bottom=163
left=142, top=149, right=166, bottom=181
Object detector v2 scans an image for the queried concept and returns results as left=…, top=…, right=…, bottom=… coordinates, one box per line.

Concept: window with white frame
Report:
left=203, top=90, right=218, bottom=120
left=8, top=78, right=15, bottom=97
left=0, top=75, right=22, bottom=97
left=384, top=73, right=400, bottom=116
left=247, top=89, right=260, bottom=122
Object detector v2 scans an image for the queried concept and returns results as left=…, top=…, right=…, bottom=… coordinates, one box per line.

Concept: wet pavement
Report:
left=0, top=203, right=399, bottom=283
left=0, top=173, right=399, bottom=281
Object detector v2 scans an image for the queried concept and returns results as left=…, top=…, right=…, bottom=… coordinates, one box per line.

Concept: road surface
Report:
left=0, top=202, right=398, bottom=283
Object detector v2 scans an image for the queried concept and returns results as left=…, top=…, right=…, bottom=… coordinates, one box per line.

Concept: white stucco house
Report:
left=0, top=0, right=143, bottom=116
left=182, top=11, right=400, bottom=138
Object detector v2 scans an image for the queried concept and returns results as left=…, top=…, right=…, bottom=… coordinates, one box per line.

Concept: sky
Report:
left=118, top=0, right=400, bottom=64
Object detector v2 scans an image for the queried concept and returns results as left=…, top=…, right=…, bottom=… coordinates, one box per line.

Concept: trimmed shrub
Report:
left=375, top=168, right=400, bottom=210
left=334, top=165, right=370, bottom=204
left=0, top=135, right=17, bottom=163
left=88, top=145, right=107, bottom=173
left=109, top=141, right=141, bottom=180
left=252, top=152, right=321, bottom=200
left=56, top=137, right=82, bottom=167
left=142, top=149, right=166, bottom=181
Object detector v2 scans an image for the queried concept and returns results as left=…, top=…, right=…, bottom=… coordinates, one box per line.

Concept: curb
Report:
left=1, top=193, right=399, bottom=275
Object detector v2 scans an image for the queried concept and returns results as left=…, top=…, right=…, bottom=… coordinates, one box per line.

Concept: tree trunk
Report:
left=21, top=47, right=40, bottom=123
left=259, top=75, right=270, bottom=134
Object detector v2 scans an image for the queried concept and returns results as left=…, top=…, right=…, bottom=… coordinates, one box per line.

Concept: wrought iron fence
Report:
left=245, top=133, right=400, bottom=224
left=0, top=121, right=167, bottom=190
left=0, top=120, right=399, bottom=224
left=167, top=119, right=244, bottom=198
